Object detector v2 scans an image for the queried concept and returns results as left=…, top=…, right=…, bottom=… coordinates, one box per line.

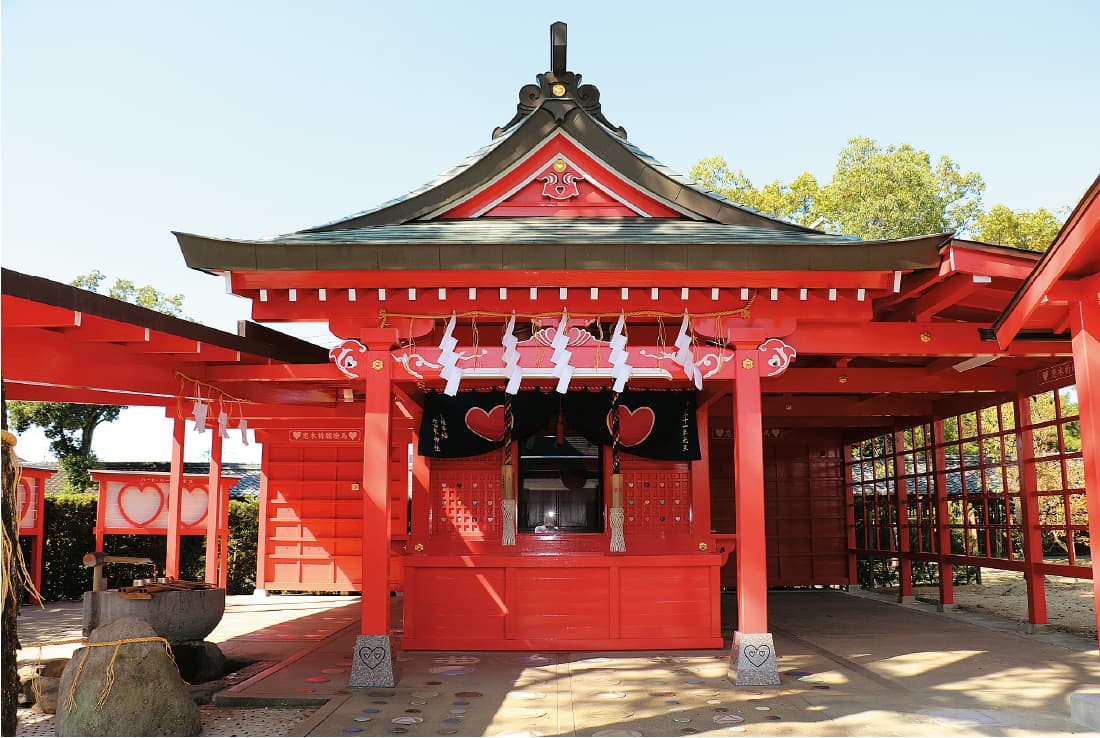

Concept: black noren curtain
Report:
left=563, top=390, right=701, bottom=461
left=418, top=391, right=558, bottom=458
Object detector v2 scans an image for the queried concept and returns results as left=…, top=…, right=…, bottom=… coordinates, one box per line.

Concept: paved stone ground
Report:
left=15, top=590, right=1100, bottom=736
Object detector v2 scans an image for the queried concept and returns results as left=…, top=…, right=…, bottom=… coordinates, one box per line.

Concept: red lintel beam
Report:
left=1, top=382, right=175, bottom=407
left=248, top=287, right=873, bottom=324
left=2, top=328, right=184, bottom=397
left=760, top=395, right=934, bottom=417
left=167, top=402, right=361, bottom=420
left=229, top=268, right=899, bottom=292
left=204, top=364, right=343, bottom=382
left=788, top=322, right=1068, bottom=357
left=0, top=297, right=81, bottom=329
left=764, top=367, right=1018, bottom=393
left=884, top=275, right=979, bottom=322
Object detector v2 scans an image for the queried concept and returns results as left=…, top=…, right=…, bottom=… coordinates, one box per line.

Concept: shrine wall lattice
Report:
left=846, top=375, right=1091, bottom=626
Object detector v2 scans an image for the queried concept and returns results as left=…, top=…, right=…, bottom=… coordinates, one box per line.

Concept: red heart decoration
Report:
left=465, top=405, right=505, bottom=442
left=606, top=406, right=655, bottom=447
left=17, top=480, right=32, bottom=526
left=181, top=485, right=210, bottom=527
left=118, top=483, right=166, bottom=528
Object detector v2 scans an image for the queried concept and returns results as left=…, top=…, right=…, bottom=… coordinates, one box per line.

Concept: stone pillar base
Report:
left=349, top=634, right=396, bottom=688
left=729, top=631, right=779, bottom=686
left=898, top=594, right=916, bottom=604
left=937, top=602, right=958, bottom=612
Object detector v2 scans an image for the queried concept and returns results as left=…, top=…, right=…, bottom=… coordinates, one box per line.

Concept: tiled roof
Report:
left=269, top=219, right=863, bottom=246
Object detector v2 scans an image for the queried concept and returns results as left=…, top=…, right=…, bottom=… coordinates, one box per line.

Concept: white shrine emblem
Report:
left=330, top=339, right=367, bottom=379
left=540, top=171, right=584, bottom=200
left=758, top=338, right=797, bottom=378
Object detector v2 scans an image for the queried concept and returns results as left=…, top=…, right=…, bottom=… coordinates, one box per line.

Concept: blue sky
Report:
left=4, top=1, right=1099, bottom=463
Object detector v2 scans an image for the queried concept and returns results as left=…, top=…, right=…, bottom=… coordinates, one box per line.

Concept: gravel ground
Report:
left=877, top=565, right=1097, bottom=641
left=15, top=705, right=317, bottom=737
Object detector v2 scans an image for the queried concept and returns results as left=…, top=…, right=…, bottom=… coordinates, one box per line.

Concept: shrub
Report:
left=34, top=492, right=259, bottom=601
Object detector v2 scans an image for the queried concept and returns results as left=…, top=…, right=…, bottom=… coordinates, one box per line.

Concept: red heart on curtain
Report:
left=466, top=405, right=506, bottom=442
left=118, top=484, right=166, bottom=527
left=181, top=485, right=210, bottom=527
left=607, top=406, right=655, bottom=447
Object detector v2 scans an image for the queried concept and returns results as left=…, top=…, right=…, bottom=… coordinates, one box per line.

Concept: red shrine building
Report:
left=3, top=24, right=1098, bottom=688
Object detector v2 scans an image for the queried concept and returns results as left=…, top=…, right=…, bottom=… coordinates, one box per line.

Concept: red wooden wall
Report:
left=400, top=450, right=722, bottom=650
left=710, top=422, right=849, bottom=587
left=257, top=430, right=409, bottom=593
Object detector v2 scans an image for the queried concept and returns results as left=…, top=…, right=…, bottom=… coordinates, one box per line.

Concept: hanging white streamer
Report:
left=608, top=312, right=633, bottom=393
left=502, top=312, right=522, bottom=395
left=238, top=417, right=250, bottom=446
left=217, top=410, right=230, bottom=439
left=438, top=312, right=462, bottom=396
left=192, top=400, right=208, bottom=434
left=673, top=310, right=703, bottom=390
left=550, top=311, right=575, bottom=394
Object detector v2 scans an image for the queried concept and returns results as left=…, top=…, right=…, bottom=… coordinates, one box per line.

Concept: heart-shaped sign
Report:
left=118, top=483, right=166, bottom=528
left=744, top=644, right=771, bottom=668
left=359, top=646, right=387, bottom=670
left=291, top=431, right=302, bottom=440
left=606, top=406, right=655, bottom=447
left=465, top=405, right=505, bottom=442
left=181, top=485, right=210, bottom=527
left=348, top=431, right=359, bottom=441
left=17, top=480, right=32, bottom=526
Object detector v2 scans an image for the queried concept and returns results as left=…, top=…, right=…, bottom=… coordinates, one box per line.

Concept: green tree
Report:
left=692, top=136, right=986, bottom=240
left=973, top=205, right=1065, bottom=252
left=72, top=270, right=185, bottom=316
left=6, top=272, right=185, bottom=492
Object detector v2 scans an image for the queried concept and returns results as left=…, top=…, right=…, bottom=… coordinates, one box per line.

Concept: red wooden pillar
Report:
left=219, top=478, right=230, bottom=589
left=733, top=350, right=767, bottom=633
left=165, top=416, right=186, bottom=579
left=351, top=328, right=399, bottom=688
left=254, top=444, right=271, bottom=595
left=892, top=429, right=914, bottom=602
left=409, top=425, right=430, bottom=548
left=728, top=346, right=778, bottom=685
left=931, top=420, right=955, bottom=608
left=94, top=476, right=107, bottom=554
left=843, top=443, right=859, bottom=585
left=1068, top=295, right=1100, bottom=644
left=205, top=429, right=223, bottom=584
left=1014, top=391, right=1048, bottom=628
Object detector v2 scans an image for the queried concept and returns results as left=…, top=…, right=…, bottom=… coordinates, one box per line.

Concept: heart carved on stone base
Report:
left=744, top=644, right=771, bottom=668
left=359, top=646, right=387, bottom=670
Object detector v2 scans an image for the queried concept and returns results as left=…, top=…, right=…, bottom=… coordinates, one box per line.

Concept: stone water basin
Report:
left=82, top=588, right=226, bottom=644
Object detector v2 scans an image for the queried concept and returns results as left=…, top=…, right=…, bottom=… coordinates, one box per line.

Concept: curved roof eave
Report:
left=174, top=226, right=949, bottom=275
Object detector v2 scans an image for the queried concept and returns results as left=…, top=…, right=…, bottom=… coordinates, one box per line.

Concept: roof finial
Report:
left=551, top=21, right=567, bottom=76
left=492, top=22, right=626, bottom=140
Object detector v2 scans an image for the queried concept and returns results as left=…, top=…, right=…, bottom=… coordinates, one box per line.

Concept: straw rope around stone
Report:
left=25, top=636, right=179, bottom=712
